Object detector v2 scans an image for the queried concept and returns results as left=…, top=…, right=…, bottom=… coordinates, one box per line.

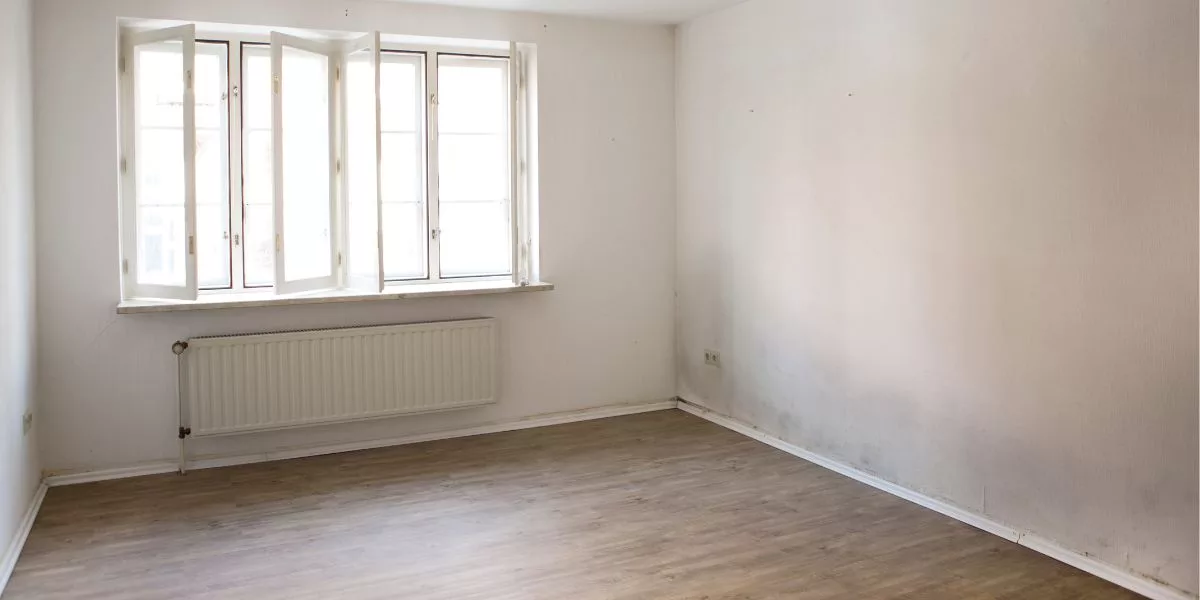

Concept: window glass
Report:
left=241, top=44, right=274, bottom=287
left=436, top=55, right=511, bottom=278
left=380, top=54, right=427, bottom=280
left=279, top=44, right=333, bottom=282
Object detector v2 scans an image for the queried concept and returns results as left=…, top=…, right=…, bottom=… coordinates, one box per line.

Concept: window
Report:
left=119, top=24, right=535, bottom=302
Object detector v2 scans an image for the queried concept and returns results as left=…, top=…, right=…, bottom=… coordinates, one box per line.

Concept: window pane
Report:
left=280, top=44, right=332, bottom=282
left=135, top=43, right=183, bottom=128
left=438, top=134, right=506, bottom=201
left=243, top=46, right=272, bottom=128
left=381, top=132, right=420, bottom=204
left=195, top=49, right=224, bottom=130
left=241, top=45, right=273, bottom=287
left=134, top=41, right=186, bottom=286
left=436, top=55, right=510, bottom=278
left=196, top=203, right=228, bottom=286
left=344, top=49, right=378, bottom=283
left=383, top=203, right=426, bottom=279
left=439, top=201, right=510, bottom=277
left=243, top=204, right=274, bottom=286
left=438, top=58, right=506, bottom=134
left=136, top=206, right=185, bottom=285
left=380, top=59, right=419, bottom=132
left=195, top=44, right=230, bottom=289
left=380, top=54, right=426, bottom=280
left=137, top=128, right=184, bottom=206
left=196, top=127, right=229, bottom=288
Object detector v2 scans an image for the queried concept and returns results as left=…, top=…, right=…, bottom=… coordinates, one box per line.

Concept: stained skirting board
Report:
left=676, top=397, right=1194, bottom=600
left=43, top=399, right=680, bottom=486
left=0, top=482, right=47, bottom=597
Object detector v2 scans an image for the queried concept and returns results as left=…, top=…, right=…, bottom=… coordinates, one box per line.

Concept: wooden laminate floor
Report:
left=7, top=410, right=1138, bottom=600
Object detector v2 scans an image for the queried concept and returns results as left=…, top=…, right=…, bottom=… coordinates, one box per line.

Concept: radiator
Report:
left=179, top=318, right=498, bottom=438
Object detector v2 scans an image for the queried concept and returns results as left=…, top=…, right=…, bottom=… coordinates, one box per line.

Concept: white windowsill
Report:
left=117, top=281, right=555, bottom=314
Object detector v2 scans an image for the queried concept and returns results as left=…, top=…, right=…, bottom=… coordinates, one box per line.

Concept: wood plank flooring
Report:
left=6, top=410, right=1139, bottom=599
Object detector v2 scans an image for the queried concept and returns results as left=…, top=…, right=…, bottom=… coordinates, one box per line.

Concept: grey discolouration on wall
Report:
left=676, top=0, right=1198, bottom=594
left=0, top=0, right=41, bottom=566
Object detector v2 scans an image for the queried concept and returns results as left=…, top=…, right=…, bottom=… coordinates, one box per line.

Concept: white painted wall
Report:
left=676, top=0, right=1198, bottom=595
left=0, top=0, right=40, bottom=570
left=34, top=0, right=676, bottom=473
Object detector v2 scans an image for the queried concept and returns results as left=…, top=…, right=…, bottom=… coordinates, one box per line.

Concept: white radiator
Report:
left=179, top=318, right=498, bottom=438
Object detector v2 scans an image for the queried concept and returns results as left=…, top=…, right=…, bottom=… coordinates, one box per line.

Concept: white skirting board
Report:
left=676, top=398, right=1194, bottom=600
left=0, top=482, right=47, bottom=597
left=44, top=399, right=680, bottom=487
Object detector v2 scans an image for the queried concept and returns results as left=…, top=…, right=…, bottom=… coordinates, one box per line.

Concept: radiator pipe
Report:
left=172, top=341, right=189, bottom=475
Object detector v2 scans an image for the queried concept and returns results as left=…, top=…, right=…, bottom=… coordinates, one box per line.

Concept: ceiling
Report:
left=394, top=0, right=747, bottom=24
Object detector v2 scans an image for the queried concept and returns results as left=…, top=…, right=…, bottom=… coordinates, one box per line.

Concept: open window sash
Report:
left=121, top=24, right=198, bottom=301
left=270, top=32, right=339, bottom=295
left=340, top=32, right=384, bottom=292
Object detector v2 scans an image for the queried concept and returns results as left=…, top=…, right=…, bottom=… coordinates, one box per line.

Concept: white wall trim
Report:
left=0, top=482, right=47, bottom=597
left=45, top=399, right=680, bottom=487
left=676, top=398, right=1195, bottom=600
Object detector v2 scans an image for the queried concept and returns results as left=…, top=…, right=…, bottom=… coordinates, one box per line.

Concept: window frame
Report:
left=119, top=24, right=199, bottom=301
left=119, top=26, right=533, bottom=302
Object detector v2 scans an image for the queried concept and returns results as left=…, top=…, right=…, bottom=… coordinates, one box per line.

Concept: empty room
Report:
left=0, top=0, right=1196, bottom=598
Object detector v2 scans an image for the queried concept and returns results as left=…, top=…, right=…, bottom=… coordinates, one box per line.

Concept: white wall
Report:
left=676, top=0, right=1198, bottom=594
left=34, top=0, right=676, bottom=473
left=0, top=0, right=40, bottom=572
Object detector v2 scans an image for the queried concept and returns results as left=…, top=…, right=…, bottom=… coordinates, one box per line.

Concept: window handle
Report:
left=431, top=228, right=441, bottom=240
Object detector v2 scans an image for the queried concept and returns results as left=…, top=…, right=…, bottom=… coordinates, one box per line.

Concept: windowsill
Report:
left=117, top=280, right=555, bottom=314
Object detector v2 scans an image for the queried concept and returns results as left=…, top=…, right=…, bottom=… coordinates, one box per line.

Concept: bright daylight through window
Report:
left=118, top=24, right=536, bottom=303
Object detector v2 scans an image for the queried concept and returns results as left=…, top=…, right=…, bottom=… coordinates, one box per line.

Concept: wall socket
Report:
left=704, top=349, right=722, bottom=367
left=22, top=412, right=33, bottom=435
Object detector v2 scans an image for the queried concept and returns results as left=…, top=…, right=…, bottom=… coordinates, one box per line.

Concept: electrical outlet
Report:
left=22, top=412, right=33, bottom=435
left=704, top=349, right=722, bottom=367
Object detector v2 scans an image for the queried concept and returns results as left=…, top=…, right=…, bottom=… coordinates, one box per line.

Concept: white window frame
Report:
left=118, top=24, right=535, bottom=303
left=341, top=32, right=384, bottom=293
left=270, top=32, right=340, bottom=295
left=119, top=24, right=198, bottom=301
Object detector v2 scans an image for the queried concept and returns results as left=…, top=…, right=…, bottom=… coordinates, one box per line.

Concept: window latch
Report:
left=431, top=228, right=441, bottom=240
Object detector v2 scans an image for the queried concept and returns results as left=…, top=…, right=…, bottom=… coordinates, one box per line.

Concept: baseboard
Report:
left=45, top=399, right=680, bottom=487
left=676, top=398, right=1194, bottom=600
left=0, top=481, right=47, bottom=597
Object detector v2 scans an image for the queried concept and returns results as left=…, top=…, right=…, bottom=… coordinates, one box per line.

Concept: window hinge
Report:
left=430, top=93, right=438, bottom=106
left=233, top=233, right=240, bottom=246
left=188, top=235, right=195, bottom=255
left=275, top=233, right=282, bottom=252
left=335, top=159, right=342, bottom=174
left=337, top=251, right=343, bottom=266
left=273, top=74, right=280, bottom=95
left=120, top=157, right=128, bottom=174
left=336, top=66, right=341, bottom=82
left=431, top=228, right=441, bottom=240
left=186, top=69, right=193, bottom=91
left=119, top=55, right=126, bottom=75
left=122, top=258, right=129, bottom=274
